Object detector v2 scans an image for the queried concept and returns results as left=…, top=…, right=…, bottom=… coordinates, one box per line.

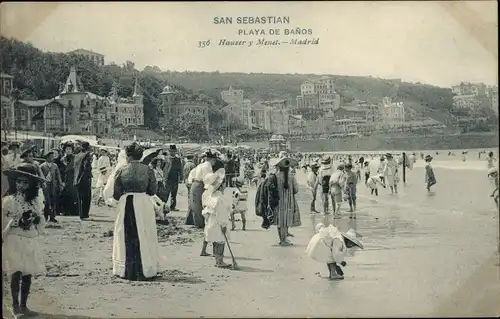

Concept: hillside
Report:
left=1, top=36, right=495, bottom=139
left=0, top=36, right=235, bottom=139
left=151, top=71, right=463, bottom=127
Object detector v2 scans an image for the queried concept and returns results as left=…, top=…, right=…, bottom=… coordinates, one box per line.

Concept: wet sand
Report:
left=2, top=165, right=499, bottom=318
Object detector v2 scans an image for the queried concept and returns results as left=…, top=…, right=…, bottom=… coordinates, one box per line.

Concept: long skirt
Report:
left=112, top=192, right=159, bottom=281
left=273, top=188, right=301, bottom=228
left=186, top=181, right=205, bottom=228
left=61, top=185, right=78, bottom=216
left=156, top=181, right=169, bottom=203
left=3, top=234, right=46, bottom=276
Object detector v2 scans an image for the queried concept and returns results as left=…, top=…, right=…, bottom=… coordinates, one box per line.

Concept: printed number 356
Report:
left=198, top=40, right=210, bottom=48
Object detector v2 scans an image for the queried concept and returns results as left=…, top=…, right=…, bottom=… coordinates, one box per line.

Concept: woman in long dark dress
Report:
left=272, top=156, right=301, bottom=246
left=112, top=143, right=159, bottom=281
left=60, top=142, right=78, bottom=216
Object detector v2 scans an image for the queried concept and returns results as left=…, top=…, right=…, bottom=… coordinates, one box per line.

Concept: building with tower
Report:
left=159, top=85, right=209, bottom=131
left=109, top=78, right=144, bottom=128
left=4, top=66, right=144, bottom=136
left=380, top=96, right=405, bottom=129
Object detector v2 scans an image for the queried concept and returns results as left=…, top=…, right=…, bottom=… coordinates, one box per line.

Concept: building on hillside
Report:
left=343, top=100, right=381, bottom=133
left=453, top=116, right=489, bottom=130
left=300, top=76, right=335, bottom=98
left=1, top=72, right=14, bottom=97
left=452, top=94, right=480, bottom=110
left=451, top=82, right=487, bottom=97
left=248, top=102, right=273, bottom=130
left=400, top=119, right=446, bottom=133
left=2, top=67, right=144, bottom=136
left=14, top=99, right=66, bottom=132
left=487, top=86, right=498, bottom=115
left=332, top=106, right=367, bottom=121
left=296, top=76, right=341, bottom=111
left=221, top=86, right=244, bottom=105
left=296, top=94, right=319, bottom=109
left=1, top=73, right=15, bottom=132
left=108, top=78, right=144, bottom=129
left=261, top=99, right=287, bottom=109
left=380, top=97, right=405, bottom=129
left=159, top=85, right=209, bottom=132
left=68, top=49, right=105, bottom=66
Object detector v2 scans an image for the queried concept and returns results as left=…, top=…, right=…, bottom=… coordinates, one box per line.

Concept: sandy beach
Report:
left=2, top=162, right=499, bottom=318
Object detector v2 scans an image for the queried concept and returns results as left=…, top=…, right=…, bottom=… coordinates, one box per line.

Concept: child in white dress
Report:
left=3, top=163, right=47, bottom=317
left=230, top=177, right=248, bottom=231
left=366, top=173, right=386, bottom=196
left=202, top=165, right=232, bottom=268
left=306, top=223, right=364, bottom=280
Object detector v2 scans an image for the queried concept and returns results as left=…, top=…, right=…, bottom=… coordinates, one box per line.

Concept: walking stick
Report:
left=222, top=229, right=240, bottom=270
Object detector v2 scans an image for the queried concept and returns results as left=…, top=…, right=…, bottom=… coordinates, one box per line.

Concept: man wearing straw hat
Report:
left=306, top=162, right=320, bottom=213
left=315, top=156, right=334, bottom=216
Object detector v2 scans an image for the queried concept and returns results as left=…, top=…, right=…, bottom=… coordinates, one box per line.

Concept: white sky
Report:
left=1, top=1, right=498, bottom=88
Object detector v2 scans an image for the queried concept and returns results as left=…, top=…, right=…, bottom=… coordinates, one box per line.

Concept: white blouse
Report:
left=193, top=161, right=213, bottom=182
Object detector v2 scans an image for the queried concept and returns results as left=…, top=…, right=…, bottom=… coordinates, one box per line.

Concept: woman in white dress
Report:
left=382, top=153, right=399, bottom=194
left=3, top=163, right=46, bottom=316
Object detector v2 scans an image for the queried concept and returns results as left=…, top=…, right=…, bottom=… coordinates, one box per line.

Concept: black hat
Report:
left=61, top=141, right=74, bottom=149
left=205, top=150, right=217, bottom=159
left=43, top=150, right=57, bottom=159
left=169, top=144, right=177, bottom=151
left=212, top=159, right=225, bottom=172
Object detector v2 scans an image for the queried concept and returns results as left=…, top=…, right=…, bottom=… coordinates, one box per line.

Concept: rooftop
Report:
left=17, top=99, right=62, bottom=108
left=68, top=49, right=104, bottom=57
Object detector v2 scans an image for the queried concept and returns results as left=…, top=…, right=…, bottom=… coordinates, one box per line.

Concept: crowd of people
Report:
left=1, top=138, right=498, bottom=316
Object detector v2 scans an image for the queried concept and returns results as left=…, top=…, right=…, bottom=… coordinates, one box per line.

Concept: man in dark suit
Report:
left=73, top=141, right=93, bottom=220
left=163, top=144, right=184, bottom=211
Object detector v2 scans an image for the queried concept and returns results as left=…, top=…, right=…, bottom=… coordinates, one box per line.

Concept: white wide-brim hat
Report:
left=203, top=168, right=226, bottom=190
left=341, top=228, right=364, bottom=249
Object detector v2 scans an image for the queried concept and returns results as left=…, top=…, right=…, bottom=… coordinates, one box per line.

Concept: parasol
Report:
left=140, top=147, right=164, bottom=165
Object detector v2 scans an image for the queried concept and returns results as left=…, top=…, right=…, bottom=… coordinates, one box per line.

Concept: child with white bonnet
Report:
left=306, top=223, right=364, bottom=280
left=201, top=160, right=232, bottom=268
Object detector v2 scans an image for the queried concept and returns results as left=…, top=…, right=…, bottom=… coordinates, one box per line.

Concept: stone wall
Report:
left=288, top=133, right=499, bottom=152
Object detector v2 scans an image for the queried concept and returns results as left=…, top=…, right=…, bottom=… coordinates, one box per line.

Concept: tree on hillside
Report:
left=175, top=111, right=209, bottom=141
left=0, top=36, right=235, bottom=134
